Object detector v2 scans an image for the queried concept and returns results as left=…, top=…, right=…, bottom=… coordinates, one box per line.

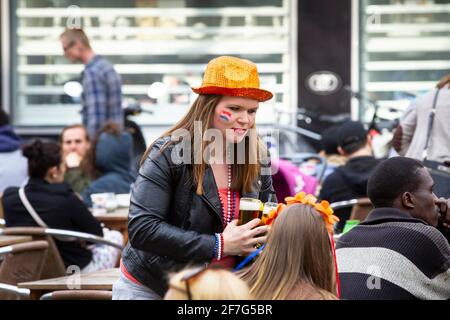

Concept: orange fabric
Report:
left=285, top=192, right=339, bottom=233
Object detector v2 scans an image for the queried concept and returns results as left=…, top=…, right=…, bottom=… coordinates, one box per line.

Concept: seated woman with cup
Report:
left=80, top=122, right=136, bottom=208
left=2, top=139, right=123, bottom=272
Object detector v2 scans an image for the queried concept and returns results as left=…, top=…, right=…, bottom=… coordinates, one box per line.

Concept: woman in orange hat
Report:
left=113, top=56, right=276, bottom=299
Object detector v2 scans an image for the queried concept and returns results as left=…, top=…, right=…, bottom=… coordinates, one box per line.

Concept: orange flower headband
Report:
left=262, top=192, right=339, bottom=233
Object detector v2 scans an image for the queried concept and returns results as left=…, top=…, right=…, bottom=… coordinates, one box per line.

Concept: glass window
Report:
left=8, top=0, right=294, bottom=130
left=359, top=0, right=450, bottom=122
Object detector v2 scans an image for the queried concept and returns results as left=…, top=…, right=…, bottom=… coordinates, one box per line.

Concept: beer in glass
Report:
left=238, top=198, right=262, bottom=226
left=261, top=202, right=278, bottom=224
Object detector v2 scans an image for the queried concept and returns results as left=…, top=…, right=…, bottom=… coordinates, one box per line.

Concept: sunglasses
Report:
left=169, top=265, right=224, bottom=300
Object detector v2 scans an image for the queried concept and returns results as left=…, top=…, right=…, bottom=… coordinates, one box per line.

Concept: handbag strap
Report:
left=423, top=88, right=440, bottom=160
left=18, top=187, right=48, bottom=228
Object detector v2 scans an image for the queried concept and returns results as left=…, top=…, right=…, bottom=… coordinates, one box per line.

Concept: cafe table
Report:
left=0, top=235, right=33, bottom=247
left=93, top=207, right=129, bottom=243
left=18, top=268, right=120, bottom=300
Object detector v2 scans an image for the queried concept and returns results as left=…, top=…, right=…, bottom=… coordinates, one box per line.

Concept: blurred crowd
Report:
left=0, top=29, right=449, bottom=301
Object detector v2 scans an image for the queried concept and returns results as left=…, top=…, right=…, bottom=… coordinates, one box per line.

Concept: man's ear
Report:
left=337, top=146, right=346, bottom=156
left=401, top=192, right=415, bottom=209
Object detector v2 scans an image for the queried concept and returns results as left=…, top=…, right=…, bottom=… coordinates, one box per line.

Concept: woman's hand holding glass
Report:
left=222, top=218, right=268, bottom=256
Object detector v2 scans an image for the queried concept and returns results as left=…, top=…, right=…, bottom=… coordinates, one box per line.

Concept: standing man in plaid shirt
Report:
left=60, top=28, right=123, bottom=138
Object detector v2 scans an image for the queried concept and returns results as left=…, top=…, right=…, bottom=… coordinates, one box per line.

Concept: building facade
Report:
left=1, top=0, right=449, bottom=145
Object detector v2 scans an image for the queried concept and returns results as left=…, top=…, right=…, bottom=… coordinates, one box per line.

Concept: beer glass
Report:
left=238, top=198, right=262, bottom=226
left=262, top=202, right=278, bottom=222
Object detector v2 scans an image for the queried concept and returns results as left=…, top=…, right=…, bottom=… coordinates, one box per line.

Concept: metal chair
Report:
left=0, top=193, right=4, bottom=227
left=0, top=227, right=124, bottom=279
left=0, top=283, right=30, bottom=299
left=349, top=198, right=373, bottom=221
left=330, top=198, right=373, bottom=233
left=40, top=290, right=112, bottom=300
left=0, top=240, right=49, bottom=299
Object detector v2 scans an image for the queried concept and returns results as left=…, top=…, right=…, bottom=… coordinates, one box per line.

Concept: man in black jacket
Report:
left=336, top=157, right=450, bottom=300
left=319, top=121, right=381, bottom=232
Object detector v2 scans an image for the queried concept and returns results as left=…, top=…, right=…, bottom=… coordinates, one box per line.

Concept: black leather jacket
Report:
left=121, top=137, right=275, bottom=296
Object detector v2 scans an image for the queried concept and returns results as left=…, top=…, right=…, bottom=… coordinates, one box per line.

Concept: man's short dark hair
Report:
left=367, top=157, right=424, bottom=208
left=321, top=125, right=340, bottom=155
left=337, top=121, right=368, bottom=154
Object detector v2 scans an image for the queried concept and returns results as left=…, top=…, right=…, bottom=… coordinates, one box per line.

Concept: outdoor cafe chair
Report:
left=0, top=283, right=30, bottom=300
left=40, top=289, right=112, bottom=300
left=0, top=240, right=49, bottom=299
left=0, top=227, right=124, bottom=280
left=330, top=197, right=373, bottom=222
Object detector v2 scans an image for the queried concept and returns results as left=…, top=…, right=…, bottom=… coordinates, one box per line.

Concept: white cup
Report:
left=105, top=193, right=118, bottom=211
left=90, top=193, right=109, bottom=215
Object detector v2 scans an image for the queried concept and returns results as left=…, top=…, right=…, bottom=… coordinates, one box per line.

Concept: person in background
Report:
left=2, top=140, right=122, bottom=272
left=395, top=74, right=450, bottom=163
left=164, top=266, right=252, bottom=300
left=336, top=157, right=450, bottom=300
left=60, top=28, right=123, bottom=138
left=80, top=122, right=136, bottom=207
left=0, top=109, right=28, bottom=193
left=319, top=121, right=382, bottom=233
left=238, top=196, right=339, bottom=300
left=319, top=124, right=347, bottom=179
left=60, top=124, right=93, bottom=193
left=113, top=56, right=275, bottom=300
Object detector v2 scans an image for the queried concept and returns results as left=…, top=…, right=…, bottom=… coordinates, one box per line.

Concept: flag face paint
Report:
left=219, top=111, right=232, bottom=122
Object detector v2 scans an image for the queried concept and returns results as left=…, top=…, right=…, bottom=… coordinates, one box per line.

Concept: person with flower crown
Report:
left=113, top=56, right=276, bottom=300
left=238, top=192, right=340, bottom=300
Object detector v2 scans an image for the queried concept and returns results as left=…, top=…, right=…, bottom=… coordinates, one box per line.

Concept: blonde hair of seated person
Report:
left=164, top=267, right=252, bottom=300
left=238, top=203, right=338, bottom=300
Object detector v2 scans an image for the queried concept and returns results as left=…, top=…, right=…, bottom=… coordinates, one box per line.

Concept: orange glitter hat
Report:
left=192, top=56, right=273, bottom=102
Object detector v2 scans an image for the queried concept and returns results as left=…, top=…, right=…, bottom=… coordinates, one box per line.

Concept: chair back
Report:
left=349, top=198, right=373, bottom=222
left=0, top=283, right=30, bottom=299
left=0, top=226, right=124, bottom=279
left=0, top=193, right=4, bottom=221
left=0, top=227, right=66, bottom=279
left=0, top=240, right=48, bottom=299
left=40, top=290, right=112, bottom=300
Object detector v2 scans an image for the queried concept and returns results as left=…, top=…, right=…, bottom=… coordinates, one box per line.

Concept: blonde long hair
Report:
left=238, top=204, right=337, bottom=300
left=141, top=95, right=268, bottom=195
left=165, top=267, right=252, bottom=300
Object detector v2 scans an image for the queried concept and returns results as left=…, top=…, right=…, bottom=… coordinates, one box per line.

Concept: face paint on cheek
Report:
left=219, top=111, right=232, bottom=122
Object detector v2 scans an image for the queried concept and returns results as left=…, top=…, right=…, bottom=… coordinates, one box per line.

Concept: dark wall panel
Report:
left=297, top=0, right=352, bottom=144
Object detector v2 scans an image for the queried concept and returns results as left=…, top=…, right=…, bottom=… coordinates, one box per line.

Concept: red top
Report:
left=120, top=259, right=143, bottom=285
left=210, top=188, right=240, bottom=269
left=121, top=188, right=241, bottom=285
